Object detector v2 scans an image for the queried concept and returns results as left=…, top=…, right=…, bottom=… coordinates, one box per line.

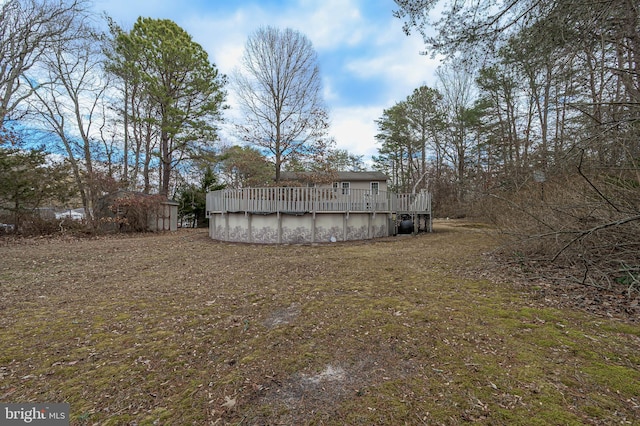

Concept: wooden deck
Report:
left=206, top=187, right=432, bottom=233
left=205, top=187, right=432, bottom=243
left=207, top=187, right=430, bottom=214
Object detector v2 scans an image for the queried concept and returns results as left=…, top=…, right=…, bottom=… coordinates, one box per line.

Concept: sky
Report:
left=93, top=0, right=442, bottom=162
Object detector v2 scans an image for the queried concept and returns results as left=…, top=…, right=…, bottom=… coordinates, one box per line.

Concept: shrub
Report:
left=482, top=164, right=640, bottom=296
left=97, top=192, right=165, bottom=233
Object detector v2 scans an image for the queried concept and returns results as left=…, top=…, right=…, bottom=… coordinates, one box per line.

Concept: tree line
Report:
left=1, top=0, right=362, bottom=230
left=391, top=0, right=639, bottom=295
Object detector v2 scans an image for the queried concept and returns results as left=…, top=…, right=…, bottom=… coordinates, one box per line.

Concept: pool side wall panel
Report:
left=208, top=211, right=390, bottom=244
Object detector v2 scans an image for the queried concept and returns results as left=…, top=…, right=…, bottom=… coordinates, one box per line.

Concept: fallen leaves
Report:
left=221, top=395, right=236, bottom=410
left=0, top=224, right=639, bottom=425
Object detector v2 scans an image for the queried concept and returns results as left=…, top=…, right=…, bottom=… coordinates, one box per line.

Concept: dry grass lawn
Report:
left=1, top=220, right=639, bottom=425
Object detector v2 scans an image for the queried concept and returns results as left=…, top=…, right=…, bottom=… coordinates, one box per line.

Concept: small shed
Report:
left=149, top=199, right=179, bottom=232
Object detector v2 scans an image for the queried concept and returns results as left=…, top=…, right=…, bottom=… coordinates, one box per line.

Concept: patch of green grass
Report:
left=582, top=363, right=640, bottom=395
left=598, top=321, right=640, bottom=337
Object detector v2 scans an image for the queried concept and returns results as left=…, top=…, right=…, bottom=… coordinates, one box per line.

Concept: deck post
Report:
left=311, top=191, right=317, bottom=243
left=224, top=211, right=229, bottom=240
left=277, top=211, right=282, bottom=244
left=343, top=213, right=348, bottom=241
left=312, top=211, right=317, bottom=243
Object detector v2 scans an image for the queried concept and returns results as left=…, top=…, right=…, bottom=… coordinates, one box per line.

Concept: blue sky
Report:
left=93, top=0, right=441, bottom=161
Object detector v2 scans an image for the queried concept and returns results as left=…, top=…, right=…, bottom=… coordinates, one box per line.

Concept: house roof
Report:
left=280, top=171, right=388, bottom=182
left=335, top=171, right=388, bottom=181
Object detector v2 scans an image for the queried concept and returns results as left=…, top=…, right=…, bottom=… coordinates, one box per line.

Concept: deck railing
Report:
left=206, top=187, right=431, bottom=216
left=392, top=190, right=432, bottom=213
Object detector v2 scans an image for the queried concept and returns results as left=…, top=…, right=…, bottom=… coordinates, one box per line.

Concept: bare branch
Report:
left=551, top=214, right=640, bottom=262
left=0, top=0, right=90, bottom=126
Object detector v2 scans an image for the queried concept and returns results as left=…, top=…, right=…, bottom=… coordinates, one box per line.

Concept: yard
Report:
left=1, top=220, right=639, bottom=425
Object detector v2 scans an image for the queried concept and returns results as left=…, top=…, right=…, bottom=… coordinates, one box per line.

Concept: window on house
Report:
left=341, top=182, right=350, bottom=195
left=370, top=182, right=379, bottom=195
left=332, top=182, right=339, bottom=193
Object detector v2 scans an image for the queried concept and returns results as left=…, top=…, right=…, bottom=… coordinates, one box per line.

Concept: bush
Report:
left=96, top=192, right=165, bottom=233
left=482, top=164, right=640, bottom=296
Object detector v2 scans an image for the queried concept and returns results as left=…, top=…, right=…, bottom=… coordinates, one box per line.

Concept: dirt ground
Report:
left=1, top=220, right=639, bottom=425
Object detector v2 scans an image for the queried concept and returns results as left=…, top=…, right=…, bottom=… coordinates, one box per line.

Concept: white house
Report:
left=279, top=171, right=388, bottom=194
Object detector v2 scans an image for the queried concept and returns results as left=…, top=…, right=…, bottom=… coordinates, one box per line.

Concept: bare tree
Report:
left=405, top=85, right=445, bottom=187
left=436, top=65, right=478, bottom=199
left=28, top=27, right=110, bottom=223
left=0, top=0, right=89, bottom=127
left=234, top=26, right=329, bottom=182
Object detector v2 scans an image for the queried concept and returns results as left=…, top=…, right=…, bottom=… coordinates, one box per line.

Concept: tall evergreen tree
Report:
left=110, top=18, right=227, bottom=195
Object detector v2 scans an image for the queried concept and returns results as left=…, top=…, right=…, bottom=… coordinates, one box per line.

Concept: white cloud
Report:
left=186, top=13, right=249, bottom=76
left=343, top=17, right=442, bottom=99
left=287, top=0, right=365, bottom=49
left=328, top=105, right=382, bottom=158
